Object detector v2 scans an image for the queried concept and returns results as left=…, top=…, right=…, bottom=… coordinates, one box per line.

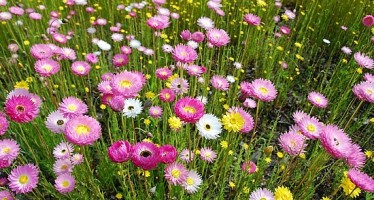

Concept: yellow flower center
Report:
left=186, top=177, right=194, bottom=185
left=260, top=198, right=267, bottom=200
left=183, top=106, right=196, bottom=114
left=42, top=64, right=52, bottom=72
left=171, top=169, right=180, bottom=178
left=259, top=86, right=269, bottom=95
left=366, top=89, right=373, bottom=94
left=165, top=93, right=170, bottom=99
left=19, top=175, right=29, bottom=184
left=76, top=66, right=85, bottom=73
left=75, top=125, right=90, bottom=135
left=314, top=97, right=321, bottom=103
left=205, top=152, right=212, bottom=158
left=61, top=164, right=68, bottom=170
left=289, top=140, right=297, bottom=147
left=2, top=147, right=10, bottom=154
left=120, top=80, right=132, bottom=88
left=67, top=104, right=77, bottom=111
left=62, top=180, right=70, bottom=188
left=307, top=124, right=316, bottom=132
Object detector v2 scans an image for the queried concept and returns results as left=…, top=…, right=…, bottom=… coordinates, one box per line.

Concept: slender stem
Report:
left=344, top=101, right=363, bottom=130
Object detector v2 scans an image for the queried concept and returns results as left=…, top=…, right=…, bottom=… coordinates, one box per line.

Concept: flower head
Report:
left=108, top=140, right=132, bottom=163
left=221, top=112, right=245, bottom=132
left=53, top=142, right=74, bottom=160
left=297, top=116, right=323, bottom=140
left=131, top=142, right=160, bottom=170
left=244, top=13, right=261, bottom=26
left=160, top=145, right=178, bottom=164
left=8, top=164, right=39, bottom=194
left=274, top=186, right=293, bottom=200
left=45, top=110, right=69, bottom=134
left=354, top=52, right=374, bottom=69
left=249, top=188, right=274, bottom=200
left=5, top=95, right=39, bottom=123
left=278, top=131, right=307, bottom=156
left=58, top=97, right=88, bottom=118
left=348, top=169, right=374, bottom=192
left=308, top=92, right=328, bottom=108
left=206, top=28, right=230, bottom=47
left=164, top=162, right=188, bottom=185
left=196, top=114, right=222, bottom=140
left=200, top=147, right=217, bottom=163
left=54, top=173, right=76, bottom=194
left=172, top=44, right=198, bottom=63
left=64, top=115, right=101, bottom=146
left=242, top=161, right=257, bottom=174
left=174, top=97, right=205, bottom=123
left=182, top=170, right=202, bottom=194
left=34, top=59, right=60, bottom=77
left=250, top=79, right=277, bottom=102
left=123, top=98, right=143, bottom=118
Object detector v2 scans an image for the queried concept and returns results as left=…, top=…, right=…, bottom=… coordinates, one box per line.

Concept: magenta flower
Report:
left=147, top=15, right=170, bottom=30
left=97, top=80, right=113, bottom=94
left=5, top=95, right=39, bottom=123
left=159, top=88, right=176, bottom=102
left=131, top=142, right=160, bottom=170
left=191, top=31, right=205, bottom=43
left=250, top=78, right=278, bottom=102
left=156, top=67, right=172, bottom=80
left=54, top=173, right=76, bottom=194
left=279, top=26, right=290, bottom=35
left=8, top=164, right=39, bottom=194
left=85, top=53, right=99, bottom=64
left=292, top=110, right=308, bottom=123
left=354, top=52, right=374, bottom=69
left=149, top=106, right=163, bottom=118
left=346, top=143, right=366, bottom=169
left=348, top=169, right=374, bottom=192
left=308, top=91, right=328, bottom=108
left=108, top=140, right=132, bottom=163
left=241, top=161, right=257, bottom=174
left=362, top=15, right=374, bottom=27
left=364, top=73, right=374, bottom=83
left=160, top=144, right=178, bottom=164
left=0, top=191, right=14, bottom=200
left=59, top=97, right=88, bottom=118
left=174, top=97, right=205, bottom=123
left=244, top=13, right=261, bottom=26
left=109, top=95, right=125, bottom=112
left=112, top=54, right=129, bottom=68
left=34, top=58, right=60, bottom=77
left=278, top=131, right=307, bottom=156
left=164, top=162, right=188, bottom=185
left=206, top=28, right=230, bottom=47
left=0, top=139, right=20, bottom=162
left=9, top=6, right=24, bottom=16
left=172, top=44, right=198, bottom=63
left=211, top=75, right=229, bottom=91
left=0, top=112, right=9, bottom=135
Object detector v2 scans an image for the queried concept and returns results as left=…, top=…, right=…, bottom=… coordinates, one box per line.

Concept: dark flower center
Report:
left=140, top=150, right=152, bottom=157
left=128, top=106, right=134, bottom=110
left=57, top=120, right=64, bottom=125
left=205, top=124, right=211, bottom=130
left=16, top=105, right=25, bottom=112
left=62, top=149, right=66, bottom=153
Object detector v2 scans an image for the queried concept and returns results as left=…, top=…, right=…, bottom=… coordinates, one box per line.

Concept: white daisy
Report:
left=111, top=33, right=124, bottom=42
left=45, top=111, right=69, bottom=134
left=233, top=62, right=242, bottom=69
left=87, top=27, right=96, bottom=34
left=196, top=96, right=208, bottom=104
left=97, top=40, right=111, bottom=51
left=162, top=44, right=173, bottom=53
left=187, top=41, right=199, bottom=49
left=197, top=17, right=214, bottom=30
left=123, top=98, right=143, bottom=118
left=74, top=0, right=87, bottom=5
left=53, top=142, right=74, bottom=160
left=129, top=39, right=141, bottom=49
left=196, top=114, right=222, bottom=140
left=226, top=75, right=235, bottom=83
left=182, top=170, right=202, bottom=194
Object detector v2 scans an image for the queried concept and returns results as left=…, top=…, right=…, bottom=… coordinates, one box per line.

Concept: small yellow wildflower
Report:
left=145, top=91, right=155, bottom=99
left=370, top=118, right=374, bottom=123
left=277, top=152, right=284, bottom=158
left=115, top=193, right=123, bottom=199
left=296, top=54, right=304, bottom=61
left=168, top=116, right=182, bottom=130
left=195, top=149, right=200, bottom=155
left=26, top=77, right=33, bottom=82
left=274, top=186, right=293, bottom=200
left=221, top=112, right=244, bottom=132
left=299, top=153, right=306, bottom=159
left=365, top=150, right=373, bottom=158
left=23, top=40, right=30, bottom=45
left=228, top=150, right=234, bottom=155
left=294, top=42, right=302, bottom=48
left=265, top=157, right=272, bottom=163
left=220, top=141, right=228, bottom=149
left=229, top=181, right=235, bottom=189
left=340, top=175, right=361, bottom=198
left=14, top=81, right=29, bottom=90
left=100, top=104, right=106, bottom=110
left=356, top=68, right=363, bottom=74
left=144, top=119, right=151, bottom=126
left=321, top=197, right=331, bottom=200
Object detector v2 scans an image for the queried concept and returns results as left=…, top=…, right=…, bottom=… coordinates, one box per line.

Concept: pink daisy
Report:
left=53, top=159, right=73, bottom=175
left=292, top=110, right=308, bottom=123
left=197, top=17, right=214, bottom=30
left=164, top=162, right=188, bottom=185
left=243, top=98, right=257, bottom=109
left=0, top=139, right=20, bottom=161
left=58, top=97, right=88, bottom=118
left=64, top=115, right=101, bottom=146
left=149, top=106, right=163, bottom=118
left=174, top=97, right=205, bottom=123
left=107, top=140, right=132, bottom=163
left=341, top=46, right=352, bottom=55
left=354, top=52, right=374, bottom=69
left=30, top=44, right=53, bottom=60
left=45, top=110, right=69, bottom=134
left=110, top=71, right=146, bottom=98
left=180, top=30, right=192, bottom=40
left=0, top=191, right=14, bottom=200
left=147, top=15, right=170, bottom=30
left=319, top=125, right=352, bottom=159
left=240, top=81, right=252, bottom=98
left=244, top=13, right=261, bottom=26
left=54, top=173, right=76, bottom=194
left=71, top=153, right=84, bottom=165
left=241, top=161, right=257, bottom=174
left=160, top=145, right=178, bottom=164
left=112, top=54, right=129, bottom=68
left=352, top=81, right=374, bottom=103
left=34, top=58, right=60, bottom=77
left=85, top=53, right=99, bottom=64
left=60, top=48, right=77, bottom=60
left=348, top=169, right=374, bottom=192
left=180, top=149, right=194, bottom=163
left=307, top=91, right=328, bottom=108
left=172, top=44, right=198, bottom=63
left=9, top=6, right=24, bottom=16
left=155, top=67, right=172, bottom=80
left=206, top=28, right=230, bottom=47
left=182, top=170, right=203, bottom=194
left=250, top=79, right=278, bottom=102
left=5, top=95, right=39, bottom=123
left=191, top=31, right=205, bottom=43
left=71, top=61, right=91, bottom=76
left=131, top=142, right=160, bottom=170
left=53, top=142, right=74, bottom=160
left=297, top=116, right=323, bottom=140
left=187, top=65, right=203, bottom=76
left=279, top=26, right=290, bottom=35
left=199, top=147, right=217, bottom=163
left=278, top=131, right=307, bottom=155
left=8, top=164, right=39, bottom=194
left=171, top=78, right=189, bottom=95
left=346, top=143, right=366, bottom=168
left=0, top=112, right=9, bottom=135
left=249, top=188, right=274, bottom=200
left=210, top=75, right=229, bottom=91
left=52, top=33, right=67, bottom=44
left=109, top=95, right=125, bottom=112
left=364, top=73, right=374, bottom=83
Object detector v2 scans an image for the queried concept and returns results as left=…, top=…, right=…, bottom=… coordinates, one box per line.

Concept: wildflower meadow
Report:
left=0, top=0, right=374, bottom=199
